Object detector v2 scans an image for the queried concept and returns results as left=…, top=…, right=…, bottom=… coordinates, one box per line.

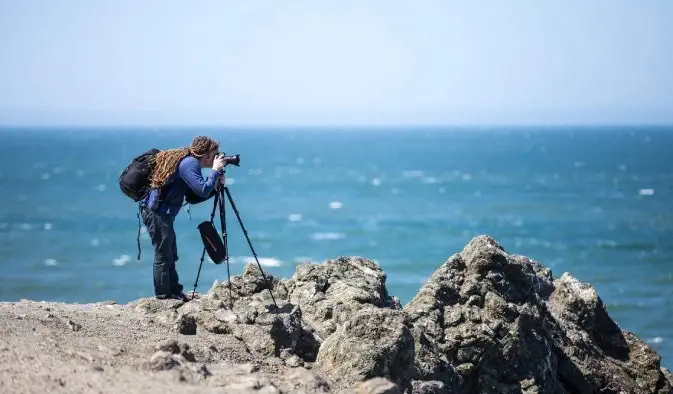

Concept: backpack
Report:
left=118, top=148, right=193, bottom=262
left=119, top=148, right=160, bottom=262
left=119, top=148, right=160, bottom=202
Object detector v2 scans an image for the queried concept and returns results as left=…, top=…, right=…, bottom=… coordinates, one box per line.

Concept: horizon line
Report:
left=1, top=122, right=673, bottom=130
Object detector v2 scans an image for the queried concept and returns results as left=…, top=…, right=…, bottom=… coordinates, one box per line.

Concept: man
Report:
left=140, top=136, right=225, bottom=301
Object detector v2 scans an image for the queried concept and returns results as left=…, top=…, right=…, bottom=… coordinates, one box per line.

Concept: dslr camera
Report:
left=218, top=152, right=241, bottom=167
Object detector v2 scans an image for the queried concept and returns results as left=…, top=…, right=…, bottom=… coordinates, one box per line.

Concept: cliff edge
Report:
left=1, top=235, right=671, bottom=394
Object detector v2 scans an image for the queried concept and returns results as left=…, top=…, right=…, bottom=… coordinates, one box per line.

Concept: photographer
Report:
left=140, top=136, right=225, bottom=301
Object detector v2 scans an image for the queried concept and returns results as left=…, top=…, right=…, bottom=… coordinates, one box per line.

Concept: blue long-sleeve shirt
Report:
left=142, top=155, right=222, bottom=216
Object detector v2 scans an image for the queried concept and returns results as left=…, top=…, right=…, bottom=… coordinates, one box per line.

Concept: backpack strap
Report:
left=136, top=203, right=142, bottom=262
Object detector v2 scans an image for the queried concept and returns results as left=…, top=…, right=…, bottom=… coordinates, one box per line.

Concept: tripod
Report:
left=191, top=180, right=278, bottom=308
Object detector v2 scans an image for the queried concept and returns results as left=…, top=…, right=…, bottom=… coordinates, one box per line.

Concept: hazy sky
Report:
left=1, top=0, right=672, bottom=126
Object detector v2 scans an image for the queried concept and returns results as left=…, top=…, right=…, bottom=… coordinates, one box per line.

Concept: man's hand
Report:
left=213, top=155, right=225, bottom=172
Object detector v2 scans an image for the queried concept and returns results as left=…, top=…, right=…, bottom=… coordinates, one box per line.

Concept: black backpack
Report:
left=119, top=148, right=160, bottom=262
left=119, top=148, right=160, bottom=202
left=119, top=148, right=194, bottom=262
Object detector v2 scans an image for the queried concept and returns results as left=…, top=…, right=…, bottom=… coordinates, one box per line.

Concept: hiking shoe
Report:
left=173, top=293, right=190, bottom=302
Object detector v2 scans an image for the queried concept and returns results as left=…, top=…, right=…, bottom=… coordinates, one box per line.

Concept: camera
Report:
left=218, top=152, right=240, bottom=167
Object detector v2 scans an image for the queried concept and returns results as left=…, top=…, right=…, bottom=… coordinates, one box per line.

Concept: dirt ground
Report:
left=0, top=298, right=335, bottom=394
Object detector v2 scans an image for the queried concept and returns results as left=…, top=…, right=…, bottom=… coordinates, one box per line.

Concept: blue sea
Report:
left=0, top=126, right=671, bottom=367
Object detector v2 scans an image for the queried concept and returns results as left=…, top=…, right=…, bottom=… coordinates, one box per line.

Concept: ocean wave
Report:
left=228, top=256, right=282, bottom=267
left=112, top=254, right=131, bottom=266
left=311, top=232, right=345, bottom=241
left=402, top=170, right=424, bottom=178
left=288, top=213, right=302, bottom=222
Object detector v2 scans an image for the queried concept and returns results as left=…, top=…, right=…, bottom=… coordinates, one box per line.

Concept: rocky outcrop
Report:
left=153, top=235, right=671, bottom=393
left=2, top=235, right=671, bottom=394
left=402, top=236, right=673, bottom=393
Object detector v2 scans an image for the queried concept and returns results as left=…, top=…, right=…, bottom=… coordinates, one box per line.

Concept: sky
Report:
left=1, top=0, right=672, bottom=127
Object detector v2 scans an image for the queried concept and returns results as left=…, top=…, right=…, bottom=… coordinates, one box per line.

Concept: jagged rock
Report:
left=37, top=235, right=665, bottom=394
left=147, top=339, right=210, bottom=384
left=180, top=264, right=304, bottom=360
left=409, top=380, right=446, bottom=394
left=209, top=263, right=289, bottom=309
left=663, top=368, right=673, bottom=388
left=231, top=303, right=303, bottom=357
left=175, top=314, right=197, bottom=335
left=315, top=305, right=414, bottom=390
left=286, top=256, right=400, bottom=342
left=403, top=235, right=673, bottom=394
left=547, top=272, right=673, bottom=394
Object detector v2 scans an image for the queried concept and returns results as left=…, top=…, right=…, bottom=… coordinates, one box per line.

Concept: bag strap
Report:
left=136, top=203, right=142, bottom=262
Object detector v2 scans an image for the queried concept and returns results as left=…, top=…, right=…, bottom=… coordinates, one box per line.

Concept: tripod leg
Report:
left=223, top=186, right=278, bottom=308
left=192, top=190, right=220, bottom=299
left=217, top=186, right=233, bottom=309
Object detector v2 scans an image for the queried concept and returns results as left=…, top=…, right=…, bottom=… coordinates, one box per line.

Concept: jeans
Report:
left=140, top=207, right=184, bottom=298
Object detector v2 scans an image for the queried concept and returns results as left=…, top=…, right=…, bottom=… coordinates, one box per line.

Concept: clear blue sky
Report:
left=1, top=0, right=672, bottom=126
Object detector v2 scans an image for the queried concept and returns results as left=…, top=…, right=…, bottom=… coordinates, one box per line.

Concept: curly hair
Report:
left=149, top=136, right=219, bottom=188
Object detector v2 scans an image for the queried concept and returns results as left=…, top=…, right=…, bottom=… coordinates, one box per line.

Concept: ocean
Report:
left=0, top=126, right=671, bottom=368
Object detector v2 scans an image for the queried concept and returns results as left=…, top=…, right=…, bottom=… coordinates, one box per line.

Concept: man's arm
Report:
left=179, top=158, right=221, bottom=198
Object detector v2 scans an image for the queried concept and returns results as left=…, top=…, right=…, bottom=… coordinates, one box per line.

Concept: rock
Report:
left=663, top=368, right=673, bottom=388
left=153, top=339, right=196, bottom=362
left=403, top=235, right=673, bottom=394
left=181, top=264, right=304, bottom=360
left=280, top=367, right=331, bottom=393
left=155, top=339, right=180, bottom=354
left=287, top=256, right=399, bottom=342
left=175, top=314, right=197, bottom=335
left=409, top=380, right=446, bottom=394
left=284, top=354, right=303, bottom=368
left=67, top=319, right=81, bottom=331
left=351, top=377, right=400, bottom=394
left=315, top=305, right=414, bottom=390
left=221, top=376, right=279, bottom=393
left=10, top=235, right=665, bottom=394
left=148, top=350, right=179, bottom=370
left=547, top=272, right=673, bottom=394
left=147, top=340, right=210, bottom=384
left=225, top=302, right=303, bottom=358
left=209, top=263, right=288, bottom=310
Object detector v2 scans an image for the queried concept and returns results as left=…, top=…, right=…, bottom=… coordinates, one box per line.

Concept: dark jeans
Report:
left=140, top=207, right=183, bottom=298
